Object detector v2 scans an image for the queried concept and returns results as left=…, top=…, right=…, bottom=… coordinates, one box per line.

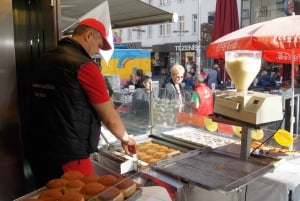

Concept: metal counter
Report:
left=95, top=126, right=277, bottom=201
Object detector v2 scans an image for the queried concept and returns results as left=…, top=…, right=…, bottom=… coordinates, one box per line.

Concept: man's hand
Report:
left=121, top=136, right=136, bottom=155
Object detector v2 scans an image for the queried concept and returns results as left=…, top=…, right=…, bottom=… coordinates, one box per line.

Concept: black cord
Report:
left=244, top=185, right=248, bottom=201
left=250, top=112, right=286, bottom=155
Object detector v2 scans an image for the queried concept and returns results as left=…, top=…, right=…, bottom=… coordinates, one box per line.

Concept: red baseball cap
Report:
left=79, top=18, right=112, bottom=50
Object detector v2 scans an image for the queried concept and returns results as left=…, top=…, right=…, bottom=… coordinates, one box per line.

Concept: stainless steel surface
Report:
left=159, top=127, right=238, bottom=149
left=153, top=149, right=275, bottom=192
left=0, top=1, right=27, bottom=200
left=141, top=168, right=186, bottom=201
left=95, top=134, right=190, bottom=174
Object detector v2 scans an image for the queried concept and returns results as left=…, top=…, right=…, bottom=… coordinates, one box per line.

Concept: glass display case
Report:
left=101, top=86, right=299, bottom=160
left=110, top=87, right=237, bottom=139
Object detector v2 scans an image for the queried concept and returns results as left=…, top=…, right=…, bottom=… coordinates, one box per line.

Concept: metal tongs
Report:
left=100, top=132, right=115, bottom=152
left=131, top=147, right=142, bottom=172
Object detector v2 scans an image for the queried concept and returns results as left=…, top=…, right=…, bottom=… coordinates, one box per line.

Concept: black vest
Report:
left=26, top=38, right=101, bottom=165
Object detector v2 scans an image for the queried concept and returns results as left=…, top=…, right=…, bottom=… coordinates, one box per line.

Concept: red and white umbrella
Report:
left=206, top=15, right=300, bottom=64
left=206, top=14, right=300, bottom=134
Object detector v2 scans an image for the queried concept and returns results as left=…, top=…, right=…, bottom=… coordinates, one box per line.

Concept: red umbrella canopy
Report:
left=206, top=14, right=300, bottom=64
left=207, top=14, right=300, bottom=135
left=212, top=0, right=239, bottom=41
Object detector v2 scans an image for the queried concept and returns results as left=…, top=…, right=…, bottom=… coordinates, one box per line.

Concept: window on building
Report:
left=137, top=29, right=142, bottom=40
left=179, top=16, right=185, bottom=32
left=116, top=30, right=123, bottom=43
left=127, top=29, right=132, bottom=41
left=192, top=14, right=198, bottom=34
left=160, top=0, right=169, bottom=6
left=177, top=0, right=184, bottom=3
left=147, top=26, right=153, bottom=38
left=159, top=23, right=171, bottom=37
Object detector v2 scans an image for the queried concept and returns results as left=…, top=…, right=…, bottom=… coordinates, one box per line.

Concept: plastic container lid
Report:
left=274, top=129, right=293, bottom=147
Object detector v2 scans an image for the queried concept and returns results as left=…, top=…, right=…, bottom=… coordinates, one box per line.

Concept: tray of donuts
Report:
left=114, top=140, right=184, bottom=167
left=15, top=170, right=142, bottom=201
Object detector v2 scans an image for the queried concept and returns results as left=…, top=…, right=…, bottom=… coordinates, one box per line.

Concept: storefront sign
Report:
left=174, top=44, right=200, bottom=52
left=153, top=42, right=201, bottom=52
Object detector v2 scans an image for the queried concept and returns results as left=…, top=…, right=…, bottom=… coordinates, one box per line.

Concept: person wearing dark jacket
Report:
left=134, top=68, right=145, bottom=89
left=160, top=64, right=185, bottom=111
left=131, top=76, right=152, bottom=119
left=25, top=18, right=136, bottom=188
left=206, top=64, right=221, bottom=89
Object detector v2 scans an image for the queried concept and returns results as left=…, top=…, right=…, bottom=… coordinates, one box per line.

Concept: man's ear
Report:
left=84, top=30, right=93, bottom=41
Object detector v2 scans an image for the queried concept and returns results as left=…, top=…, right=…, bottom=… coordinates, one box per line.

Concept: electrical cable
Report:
left=250, top=112, right=286, bottom=155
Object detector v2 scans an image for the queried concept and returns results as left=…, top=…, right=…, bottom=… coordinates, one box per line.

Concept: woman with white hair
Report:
left=161, top=64, right=185, bottom=111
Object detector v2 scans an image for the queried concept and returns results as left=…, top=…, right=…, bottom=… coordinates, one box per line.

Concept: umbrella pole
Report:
left=290, top=49, right=295, bottom=143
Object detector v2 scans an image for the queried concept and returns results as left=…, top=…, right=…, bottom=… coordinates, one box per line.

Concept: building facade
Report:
left=113, top=0, right=222, bottom=74
left=112, top=0, right=299, bottom=75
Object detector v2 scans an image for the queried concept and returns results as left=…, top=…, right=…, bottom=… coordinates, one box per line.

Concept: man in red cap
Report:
left=25, top=18, right=136, bottom=188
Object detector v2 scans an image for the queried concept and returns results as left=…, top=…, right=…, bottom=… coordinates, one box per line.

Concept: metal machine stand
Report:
left=210, top=114, right=277, bottom=160
left=240, top=126, right=252, bottom=160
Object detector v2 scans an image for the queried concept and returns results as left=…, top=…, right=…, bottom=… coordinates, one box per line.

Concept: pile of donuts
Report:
left=136, top=141, right=180, bottom=164
left=24, top=170, right=136, bottom=201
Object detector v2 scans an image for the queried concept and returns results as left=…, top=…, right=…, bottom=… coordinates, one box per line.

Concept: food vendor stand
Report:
left=91, top=50, right=300, bottom=201
left=15, top=51, right=300, bottom=201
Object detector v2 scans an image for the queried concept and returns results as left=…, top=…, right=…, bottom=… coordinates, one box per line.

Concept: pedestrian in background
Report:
left=134, top=68, right=145, bottom=89
left=162, top=64, right=185, bottom=111
left=206, top=64, right=221, bottom=90
left=186, top=74, right=214, bottom=116
left=131, top=76, right=152, bottom=119
left=183, top=71, right=194, bottom=90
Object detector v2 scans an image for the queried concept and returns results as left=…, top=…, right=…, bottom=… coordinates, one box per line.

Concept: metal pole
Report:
left=179, top=31, right=182, bottom=64
left=174, top=29, right=188, bottom=65
left=149, top=81, right=154, bottom=135
left=196, top=0, right=202, bottom=75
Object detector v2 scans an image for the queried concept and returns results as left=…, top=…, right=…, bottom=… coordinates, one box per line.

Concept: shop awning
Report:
left=61, top=0, right=174, bottom=34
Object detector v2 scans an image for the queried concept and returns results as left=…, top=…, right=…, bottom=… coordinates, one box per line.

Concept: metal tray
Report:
left=152, top=149, right=275, bottom=192
left=160, top=127, right=238, bottom=149
left=14, top=187, right=142, bottom=201
left=14, top=161, right=142, bottom=201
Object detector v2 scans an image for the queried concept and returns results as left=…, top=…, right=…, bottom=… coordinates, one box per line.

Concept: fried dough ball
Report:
left=148, top=158, right=160, bottom=164
left=97, top=174, right=119, bottom=186
left=139, top=155, right=153, bottom=163
left=39, top=189, right=63, bottom=200
left=116, top=178, right=137, bottom=198
left=46, top=178, right=68, bottom=191
left=80, top=174, right=100, bottom=184
left=81, top=182, right=105, bottom=200
left=153, top=151, right=167, bottom=159
left=137, top=145, right=149, bottom=152
left=61, top=170, right=84, bottom=181
left=137, top=152, right=146, bottom=158
left=63, top=180, right=85, bottom=194
left=145, top=149, right=156, bottom=155
left=147, top=143, right=160, bottom=149
left=157, top=145, right=169, bottom=152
